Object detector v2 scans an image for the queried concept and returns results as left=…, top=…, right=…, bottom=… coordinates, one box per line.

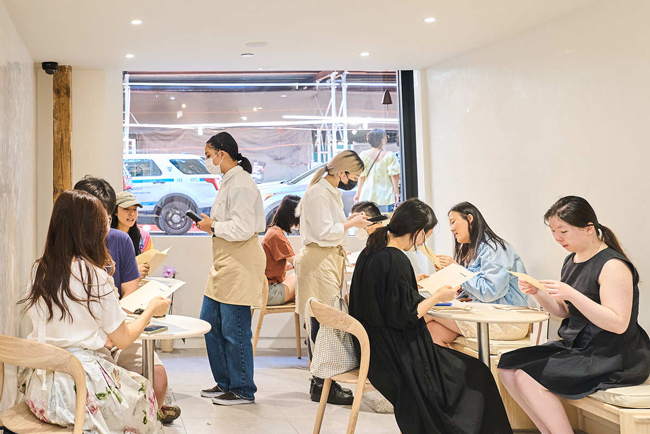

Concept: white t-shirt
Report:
left=297, top=178, right=347, bottom=248
left=26, top=260, right=127, bottom=350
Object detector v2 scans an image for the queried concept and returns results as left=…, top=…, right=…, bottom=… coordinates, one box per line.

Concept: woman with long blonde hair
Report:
left=295, top=150, right=369, bottom=405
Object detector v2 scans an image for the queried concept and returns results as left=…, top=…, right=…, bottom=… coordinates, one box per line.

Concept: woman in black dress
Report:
left=499, top=196, right=650, bottom=434
left=349, top=198, right=513, bottom=434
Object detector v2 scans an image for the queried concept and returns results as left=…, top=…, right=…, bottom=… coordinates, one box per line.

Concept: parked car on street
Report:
left=123, top=154, right=220, bottom=235
left=257, top=164, right=357, bottom=226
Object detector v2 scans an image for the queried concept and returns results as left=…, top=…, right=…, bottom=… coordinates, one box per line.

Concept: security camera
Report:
left=42, top=62, right=58, bottom=75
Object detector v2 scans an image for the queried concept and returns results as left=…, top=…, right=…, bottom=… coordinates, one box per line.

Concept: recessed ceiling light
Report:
left=125, top=53, right=135, bottom=59
left=181, top=103, right=186, bottom=108
left=424, top=17, right=437, bottom=23
left=360, top=52, right=370, bottom=57
left=170, top=96, right=176, bottom=101
left=130, top=19, right=143, bottom=25
left=253, top=107, right=258, bottom=112
left=257, top=67, right=264, bottom=71
left=241, top=53, right=254, bottom=58
left=257, top=107, right=263, bottom=110
left=240, top=116, right=247, bottom=121
left=280, top=95, right=287, bottom=98
left=246, top=42, right=268, bottom=48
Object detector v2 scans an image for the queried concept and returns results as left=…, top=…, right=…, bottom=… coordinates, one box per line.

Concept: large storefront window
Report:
left=123, top=71, right=401, bottom=235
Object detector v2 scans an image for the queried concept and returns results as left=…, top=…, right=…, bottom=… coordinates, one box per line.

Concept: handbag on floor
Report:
left=306, top=295, right=359, bottom=378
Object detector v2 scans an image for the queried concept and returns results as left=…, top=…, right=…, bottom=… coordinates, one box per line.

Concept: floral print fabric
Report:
left=18, top=347, right=163, bottom=434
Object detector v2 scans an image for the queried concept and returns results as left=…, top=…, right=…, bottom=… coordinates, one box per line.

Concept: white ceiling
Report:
left=4, top=0, right=592, bottom=71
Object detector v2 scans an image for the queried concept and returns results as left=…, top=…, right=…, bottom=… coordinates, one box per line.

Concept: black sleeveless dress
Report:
left=498, top=248, right=650, bottom=399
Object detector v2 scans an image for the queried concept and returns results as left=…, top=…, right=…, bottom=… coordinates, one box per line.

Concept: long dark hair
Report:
left=271, top=195, right=301, bottom=233
left=73, top=176, right=116, bottom=214
left=450, top=202, right=506, bottom=267
left=111, top=211, right=143, bottom=255
left=19, top=190, right=113, bottom=322
left=206, top=132, right=253, bottom=174
left=544, top=196, right=629, bottom=260
left=367, top=198, right=438, bottom=253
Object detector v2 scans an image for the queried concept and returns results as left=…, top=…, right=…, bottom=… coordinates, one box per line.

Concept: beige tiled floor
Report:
left=160, top=348, right=400, bottom=434
left=159, top=348, right=578, bottom=434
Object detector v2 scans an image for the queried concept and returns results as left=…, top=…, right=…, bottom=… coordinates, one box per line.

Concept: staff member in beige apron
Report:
left=295, top=150, right=369, bottom=405
left=196, top=132, right=266, bottom=406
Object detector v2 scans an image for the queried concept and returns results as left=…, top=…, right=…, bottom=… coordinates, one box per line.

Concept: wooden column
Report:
left=53, top=65, right=72, bottom=201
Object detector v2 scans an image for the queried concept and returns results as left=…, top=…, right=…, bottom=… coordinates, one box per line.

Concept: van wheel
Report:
left=265, top=207, right=278, bottom=226
left=159, top=200, right=194, bottom=235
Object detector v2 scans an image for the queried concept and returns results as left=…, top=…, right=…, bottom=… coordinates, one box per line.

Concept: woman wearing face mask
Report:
left=349, top=198, right=513, bottom=434
left=498, top=196, right=650, bottom=434
left=262, top=195, right=300, bottom=305
left=295, top=150, right=369, bottom=405
left=196, top=132, right=266, bottom=406
left=427, top=202, right=529, bottom=347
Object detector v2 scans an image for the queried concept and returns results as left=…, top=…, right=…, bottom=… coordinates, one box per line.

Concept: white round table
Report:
left=428, top=302, right=549, bottom=368
left=139, top=314, right=211, bottom=382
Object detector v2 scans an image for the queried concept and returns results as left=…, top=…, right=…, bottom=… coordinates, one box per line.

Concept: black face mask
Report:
left=338, top=173, right=357, bottom=190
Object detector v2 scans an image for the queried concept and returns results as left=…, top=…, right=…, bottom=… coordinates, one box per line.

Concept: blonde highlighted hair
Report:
left=307, top=150, right=364, bottom=187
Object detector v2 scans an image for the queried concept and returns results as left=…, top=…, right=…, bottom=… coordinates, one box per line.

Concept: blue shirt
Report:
left=106, top=228, right=140, bottom=297
left=460, top=239, right=529, bottom=307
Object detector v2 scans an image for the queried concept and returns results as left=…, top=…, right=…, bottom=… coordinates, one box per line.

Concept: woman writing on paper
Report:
left=498, top=196, right=650, bottom=434
left=19, top=190, right=170, bottom=433
left=295, top=150, right=370, bottom=405
left=427, top=202, right=529, bottom=347
left=196, top=132, right=266, bottom=406
left=111, top=191, right=153, bottom=280
left=349, top=198, right=512, bottom=434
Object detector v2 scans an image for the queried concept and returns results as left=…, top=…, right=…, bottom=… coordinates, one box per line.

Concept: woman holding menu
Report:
left=196, top=132, right=266, bottom=406
left=349, top=199, right=512, bottom=434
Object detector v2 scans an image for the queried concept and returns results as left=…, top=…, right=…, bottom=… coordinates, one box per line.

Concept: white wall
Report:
left=0, top=0, right=36, bottom=411
left=424, top=0, right=650, bottom=330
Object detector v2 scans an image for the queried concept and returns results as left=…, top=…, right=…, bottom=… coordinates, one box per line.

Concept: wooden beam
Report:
left=53, top=65, right=72, bottom=201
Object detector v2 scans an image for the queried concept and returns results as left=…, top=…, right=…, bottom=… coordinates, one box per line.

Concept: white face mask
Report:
left=205, top=153, right=224, bottom=175
left=354, top=227, right=369, bottom=241
left=406, top=230, right=425, bottom=252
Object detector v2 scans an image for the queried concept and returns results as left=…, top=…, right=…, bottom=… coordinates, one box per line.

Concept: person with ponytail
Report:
left=498, top=196, right=650, bottom=434
left=196, top=132, right=266, bottom=406
left=295, top=150, right=369, bottom=405
left=427, top=202, right=530, bottom=347
left=349, top=199, right=513, bottom=434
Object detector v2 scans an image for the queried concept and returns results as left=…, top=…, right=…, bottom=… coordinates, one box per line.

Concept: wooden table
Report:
left=428, top=302, right=549, bottom=368
left=139, top=314, right=211, bottom=382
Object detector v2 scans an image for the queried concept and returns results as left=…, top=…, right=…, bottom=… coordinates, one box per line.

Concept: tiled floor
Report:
left=159, top=348, right=583, bottom=434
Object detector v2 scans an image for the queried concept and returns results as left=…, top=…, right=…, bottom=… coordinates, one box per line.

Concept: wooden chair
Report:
left=252, top=279, right=302, bottom=358
left=0, top=335, right=86, bottom=434
left=307, top=299, right=372, bottom=434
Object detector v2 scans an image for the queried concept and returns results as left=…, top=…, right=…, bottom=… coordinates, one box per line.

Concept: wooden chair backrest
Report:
left=0, top=335, right=87, bottom=434
left=261, top=278, right=269, bottom=308
left=307, top=299, right=370, bottom=378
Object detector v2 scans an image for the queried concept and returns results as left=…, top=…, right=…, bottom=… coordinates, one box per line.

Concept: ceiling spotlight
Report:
left=424, top=17, right=437, bottom=23
left=241, top=53, right=254, bottom=58
left=125, top=53, right=135, bottom=59
left=360, top=52, right=370, bottom=57
left=170, top=96, right=176, bottom=101
left=253, top=107, right=258, bottom=112
left=280, top=95, right=287, bottom=98
left=258, top=67, right=264, bottom=71
left=257, top=107, right=263, bottom=110
left=181, top=103, right=187, bottom=108
left=130, top=19, right=143, bottom=25
left=241, top=116, right=247, bottom=121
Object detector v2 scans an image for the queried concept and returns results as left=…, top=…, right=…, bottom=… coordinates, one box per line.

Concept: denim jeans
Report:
left=200, top=296, right=257, bottom=400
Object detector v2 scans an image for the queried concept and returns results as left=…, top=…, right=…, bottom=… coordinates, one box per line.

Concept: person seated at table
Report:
left=74, top=176, right=180, bottom=423
left=349, top=198, right=513, bottom=434
left=427, top=202, right=530, bottom=347
left=350, top=201, right=385, bottom=241
left=18, top=190, right=171, bottom=433
left=498, top=196, right=650, bottom=434
left=262, top=195, right=300, bottom=305
left=111, top=191, right=154, bottom=281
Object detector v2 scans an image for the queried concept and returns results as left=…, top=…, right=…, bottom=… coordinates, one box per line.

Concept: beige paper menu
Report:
left=421, top=245, right=443, bottom=269
left=508, top=271, right=547, bottom=292
left=120, top=278, right=185, bottom=313
left=418, top=263, right=478, bottom=293
left=136, top=247, right=170, bottom=274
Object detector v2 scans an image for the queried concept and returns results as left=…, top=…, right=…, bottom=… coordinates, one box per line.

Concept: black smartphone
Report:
left=367, top=214, right=389, bottom=223
left=185, top=210, right=202, bottom=223
left=143, top=325, right=168, bottom=335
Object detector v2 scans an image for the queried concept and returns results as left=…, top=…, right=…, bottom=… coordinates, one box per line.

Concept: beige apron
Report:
left=295, top=243, right=347, bottom=315
left=204, top=235, right=266, bottom=307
